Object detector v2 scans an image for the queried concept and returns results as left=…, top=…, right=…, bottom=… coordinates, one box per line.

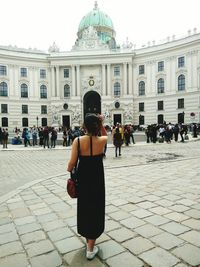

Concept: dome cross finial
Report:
left=94, top=1, right=98, bottom=10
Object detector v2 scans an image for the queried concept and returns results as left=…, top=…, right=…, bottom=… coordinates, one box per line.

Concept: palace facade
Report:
left=0, top=3, right=200, bottom=130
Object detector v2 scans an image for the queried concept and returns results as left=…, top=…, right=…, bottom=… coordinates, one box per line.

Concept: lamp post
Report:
left=36, top=116, right=39, bottom=128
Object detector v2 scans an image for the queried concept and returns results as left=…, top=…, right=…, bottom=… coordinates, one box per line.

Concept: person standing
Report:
left=113, top=127, right=123, bottom=157
left=67, top=114, right=107, bottom=260
left=2, top=128, right=9, bottom=148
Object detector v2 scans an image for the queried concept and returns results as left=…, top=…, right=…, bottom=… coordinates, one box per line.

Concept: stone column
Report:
left=128, top=62, right=133, bottom=95
left=76, top=65, right=80, bottom=96
left=102, top=64, right=106, bottom=96
left=107, top=64, right=111, bottom=96
left=34, top=67, right=38, bottom=98
left=123, top=63, right=127, bottom=95
left=72, top=65, right=76, bottom=97
left=9, top=65, right=14, bottom=96
left=51, top=66, right=55, bottom=97
left=56, top=66, right=59, bottom=97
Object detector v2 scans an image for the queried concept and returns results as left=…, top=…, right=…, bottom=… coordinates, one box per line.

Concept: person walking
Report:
left=113, top=127, right=123, bottom=157
left=67, top=114, right=107, bottom=260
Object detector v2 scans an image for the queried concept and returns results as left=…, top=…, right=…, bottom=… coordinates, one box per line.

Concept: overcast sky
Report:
left=1, top=0, right=199, bottom=52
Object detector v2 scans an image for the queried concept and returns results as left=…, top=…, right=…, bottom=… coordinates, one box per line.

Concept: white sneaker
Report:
left=86, top=246, right=99, bottom=260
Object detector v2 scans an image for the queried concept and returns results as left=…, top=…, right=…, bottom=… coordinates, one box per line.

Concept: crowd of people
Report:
left=0, top=122, right=199, bottom=150
left=145, top=122, right=199, bottom=144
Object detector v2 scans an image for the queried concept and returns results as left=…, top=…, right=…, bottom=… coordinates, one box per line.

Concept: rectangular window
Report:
left=22, top=105, right=28, bottom=114
left=158, top=101, right=164, bottom=110
left=41, top=105, right=47, bottom=114
left=64, top=68, right=69, bottom=78
left=21, top=68, right=27, bottom=77
left=178, top=98, right=184, bottom=109
left=1, top=104, right=8, bottom=113
left=139, top=102, right=144, bottom=112
left=40, top=69, right=46, bottom=79
left=178, top=56, right=185, bottom=68
left=114, top=66, right=120, bottom=76
left=139, top=65, right=145, bottom=75
left=0, top=65, right=7, bottom=76
left=158, top=61, right=164, bottom=72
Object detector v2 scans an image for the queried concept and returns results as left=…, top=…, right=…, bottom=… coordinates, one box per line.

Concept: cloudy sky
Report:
left=1, top=0, right=199, bottom=52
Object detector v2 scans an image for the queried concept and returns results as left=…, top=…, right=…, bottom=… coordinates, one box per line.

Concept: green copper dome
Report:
left=77, top=2, right=116, bottom=45
left=78, top=10, right=114, bottom=32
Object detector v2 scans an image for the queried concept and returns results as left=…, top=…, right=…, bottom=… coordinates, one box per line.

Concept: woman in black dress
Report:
left=67, top=114, right=107, bottom=260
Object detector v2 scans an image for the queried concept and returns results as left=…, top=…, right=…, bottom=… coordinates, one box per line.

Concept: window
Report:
left=158, top=101, right=164, bottom=111
left=64, top=68, right=69, bottom=78
left=1, top=104, right=8, bottom=113
left=22, top=105, right=28, bottom=114
left=178, top=56, right=185, bottom=68
left=40, top=69, right=46, bottom=79
left=0, top=65, right=7, bottom=76
left=139, top=102, right=144, bottom=112
left=178, top=98, right=184, bottom=109
left=114, top=66, right=120, bottom=76
left=64, top=84, right=70, bottom=98
left=21, top=83, right=28, bottom=98
left=41, top=105, right=47, bottom=114
left=114, top=82, right=121, bottom=96
left=139, top=65, right=145, bottom=75
left=139, top=115, right=144, bottom=125
left=2, top=117, right=8, bottom=127
left=157, top=78, right=164, bottom=94
left=0, top=82, right=8, bottom=96
left=178, top=75, right=185, bottom=91
left=139, top=81, right=145, bottom=96
left=40, top=85, right=47, bottom=98
left=22, top=118, right=28, bottom=127
left=158, top=114, right=164, bottom=124
left=42, top=118, right=47, bottom=127
left=158, top=61, right=164, bottom=72
left=21, top=68, right=27, bottom=77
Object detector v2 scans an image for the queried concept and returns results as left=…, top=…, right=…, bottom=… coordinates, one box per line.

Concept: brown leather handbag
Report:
left=67, top=137, right=80, bottom=198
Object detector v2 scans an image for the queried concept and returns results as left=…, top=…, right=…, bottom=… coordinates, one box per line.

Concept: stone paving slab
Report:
left=0, top=139, right=200, bottom=266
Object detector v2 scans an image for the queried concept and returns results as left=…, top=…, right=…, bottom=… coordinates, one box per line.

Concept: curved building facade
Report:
left=0, top=3, right=200, bottom=130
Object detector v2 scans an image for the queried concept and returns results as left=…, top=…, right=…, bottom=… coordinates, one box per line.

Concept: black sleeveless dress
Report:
left=77, top=137, right=105, bottom=239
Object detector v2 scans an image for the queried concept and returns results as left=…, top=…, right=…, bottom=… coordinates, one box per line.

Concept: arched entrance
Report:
left=83, top=91, right=101, bottom=118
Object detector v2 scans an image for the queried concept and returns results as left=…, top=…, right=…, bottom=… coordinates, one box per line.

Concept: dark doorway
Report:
left=157, top=114, right=164, bottom=124
left=83, top=91, right=101, bottom=118
left=63, top=115, right=70, bottom=129
left=178, top=112, right=184, bottom=124
left=113, top=114, right=122, bottom=125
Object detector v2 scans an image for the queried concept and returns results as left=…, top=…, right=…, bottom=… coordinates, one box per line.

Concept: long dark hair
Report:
left=84, top=114, right=101, bottom=136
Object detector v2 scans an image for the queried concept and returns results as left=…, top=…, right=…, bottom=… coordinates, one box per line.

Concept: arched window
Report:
left=2, top=117, right=8, bottom=127
left=157, top=78, right=164, bottom=94
left=114, top=82, right=121, bottom=96
left=158, top=114, right=164, bottom=124
left=178, top=75, right=185, bottom=91
left=21, top=83, right=28, bottom=98
left=139, top=81, right=145, bottom=96
left=22, top=118, right=28, bottom=127
left=40, top=85, right=47, bottom=98
left=64, top=84, right=70, bottom=98
left=0, top=82, right=8, bottom=96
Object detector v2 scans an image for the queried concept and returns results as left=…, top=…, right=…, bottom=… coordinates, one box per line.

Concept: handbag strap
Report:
left=77, top=137, right=80, bottom=157
left=90, top=136, right=93, bottom=156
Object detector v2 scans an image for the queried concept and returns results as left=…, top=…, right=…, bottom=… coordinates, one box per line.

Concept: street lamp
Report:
left=36, top=116, right=39, bottom=128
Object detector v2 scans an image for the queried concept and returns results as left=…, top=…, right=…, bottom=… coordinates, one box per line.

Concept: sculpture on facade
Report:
left=72, top=26, right=109, bottom=51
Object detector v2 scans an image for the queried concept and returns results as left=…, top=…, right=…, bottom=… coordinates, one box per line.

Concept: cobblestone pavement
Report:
left=0, top=136, right=200, bottom=266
